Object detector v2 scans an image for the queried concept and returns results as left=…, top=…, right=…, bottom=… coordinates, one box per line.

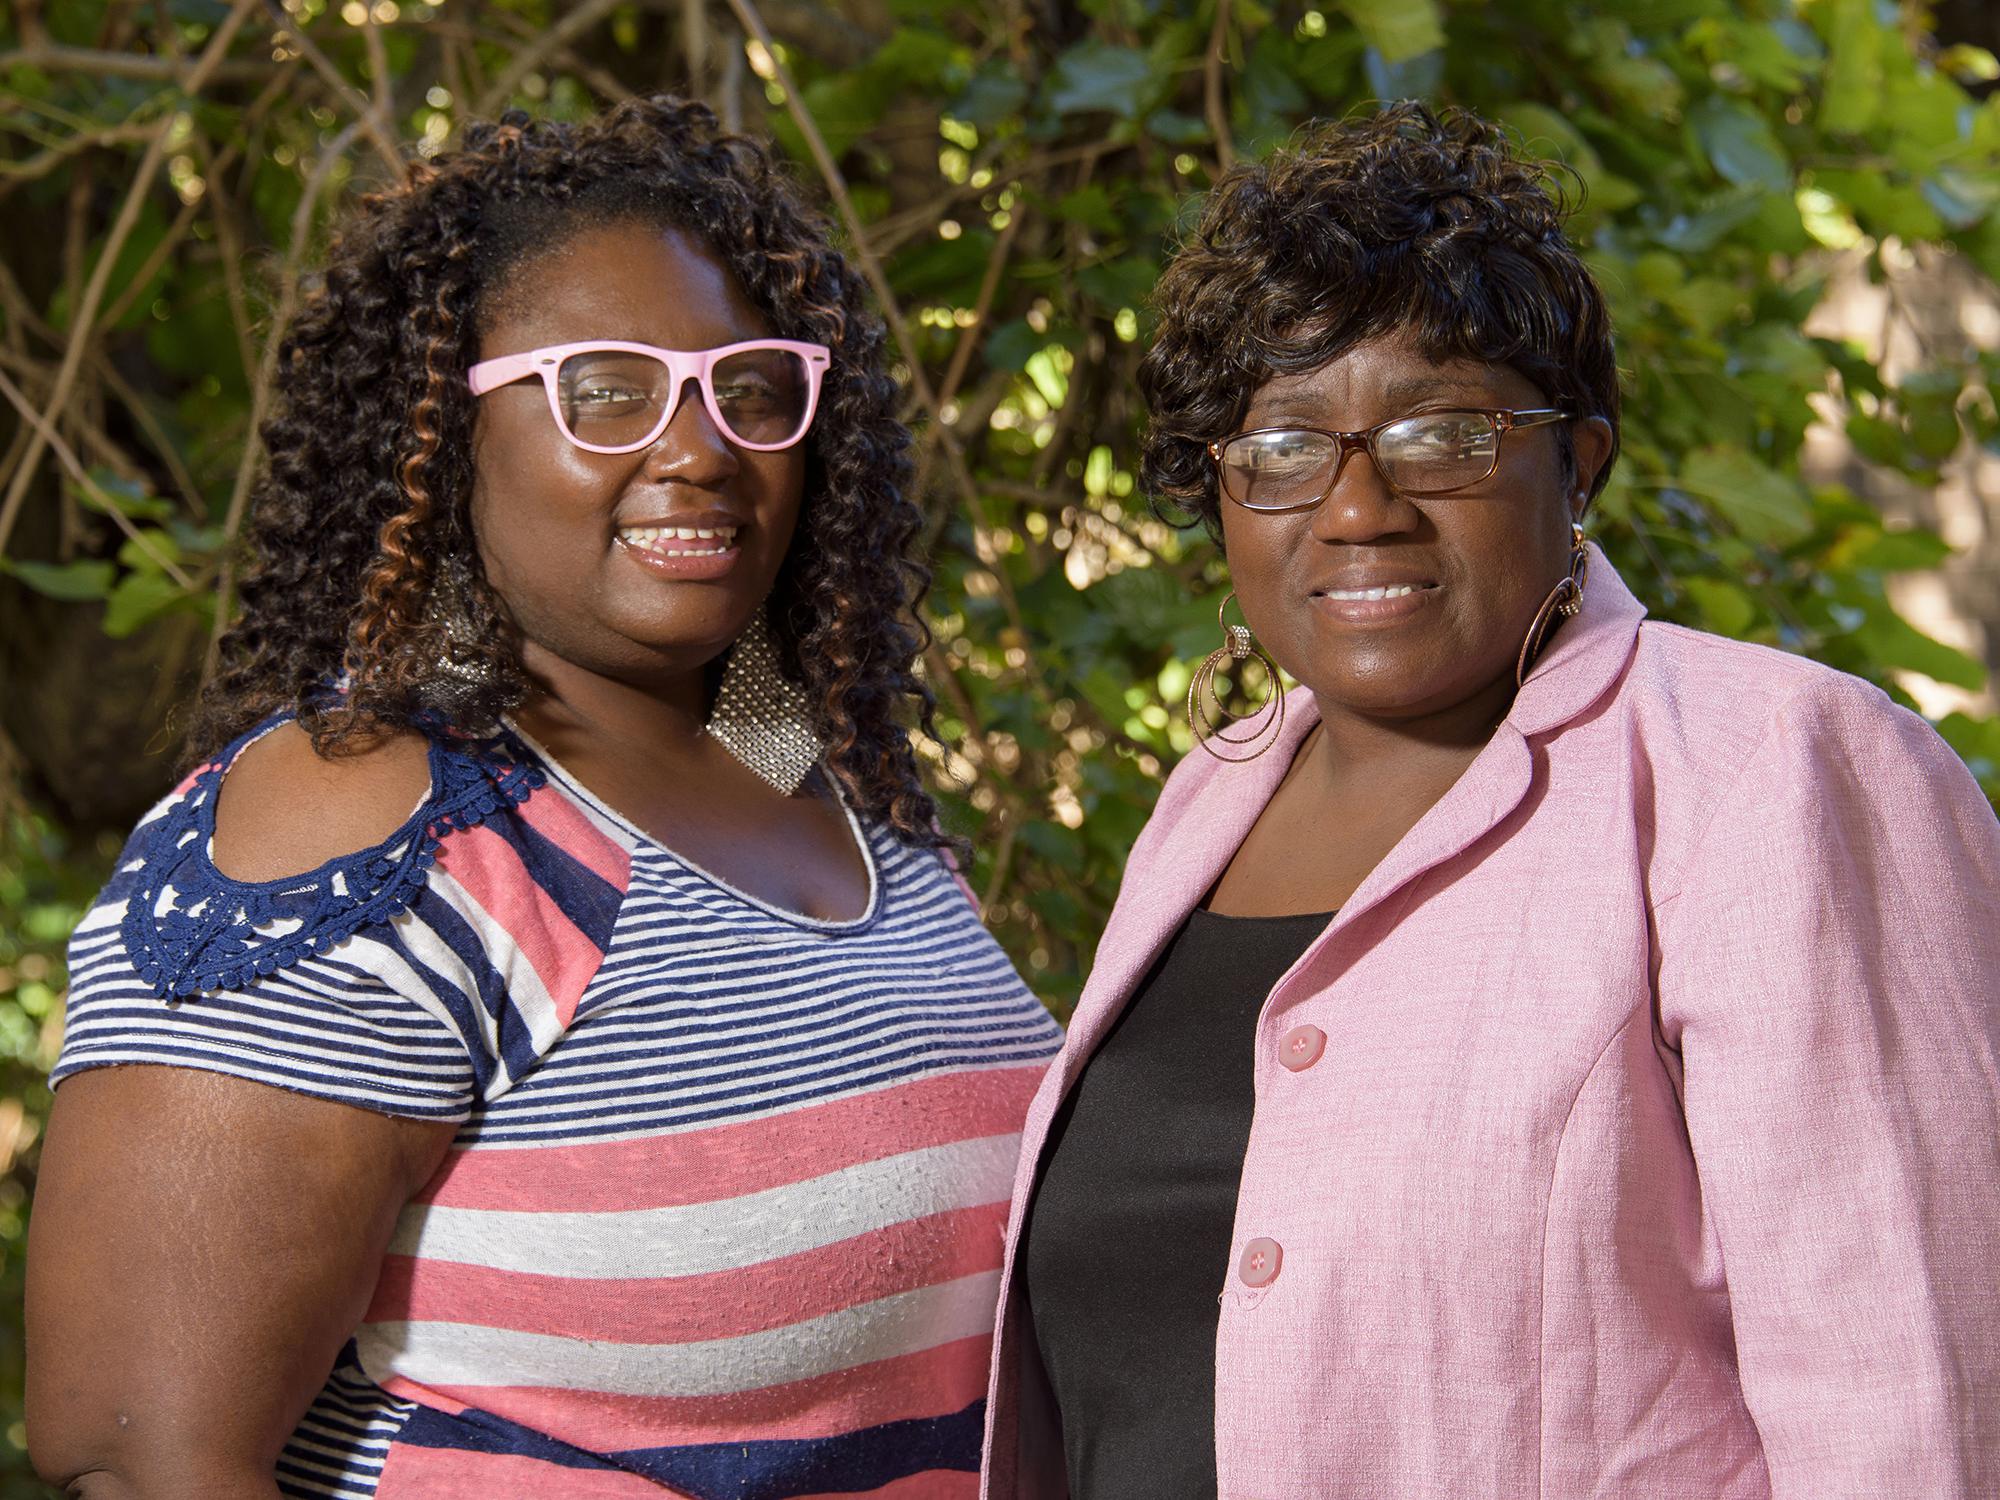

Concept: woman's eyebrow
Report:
left=1246, top=373, right=1492, bottom=424
left=1374, top=372, right=1491, bottom=407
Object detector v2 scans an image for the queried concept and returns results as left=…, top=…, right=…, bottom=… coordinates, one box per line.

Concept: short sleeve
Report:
left=56, top=880, right=482, bottom=1120
left=49, top=718, right=622, bottom=1122
left=1654, top=672, right=2000, bottom=1492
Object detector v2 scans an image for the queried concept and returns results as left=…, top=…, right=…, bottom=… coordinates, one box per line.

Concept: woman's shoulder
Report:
left=92, top=708, right=553, bottom=1002
left=1618, top=621, right=1991, bottom=841
left=1629, top=618, right=1866, bottom=699
left=1620, top=619, right=1929, bottom=758
left=209, top=719, right=434, bottom=883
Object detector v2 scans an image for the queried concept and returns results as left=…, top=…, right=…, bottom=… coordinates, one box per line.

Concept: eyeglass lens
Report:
left=1220, top=412, right=1502, bottom=507
left=556, top=346, right=812, bottom=449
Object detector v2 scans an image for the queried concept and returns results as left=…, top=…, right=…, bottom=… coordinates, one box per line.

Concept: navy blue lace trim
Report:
left=122, top=722, right=546, bottom=1003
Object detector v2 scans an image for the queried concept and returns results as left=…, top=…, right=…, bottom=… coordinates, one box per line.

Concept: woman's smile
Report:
left=1307, top=577, right=1441, bottom=624
left=614, top=510, right=745, bottom=580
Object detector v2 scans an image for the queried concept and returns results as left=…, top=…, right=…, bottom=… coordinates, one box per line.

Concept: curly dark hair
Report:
left=1139, top=101, right=1621, bottom=533
left=192, top=94, right=945, bottom=845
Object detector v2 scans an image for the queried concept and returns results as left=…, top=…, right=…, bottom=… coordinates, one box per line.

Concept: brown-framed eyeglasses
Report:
left=1208, top=407, right=1571, bottom=512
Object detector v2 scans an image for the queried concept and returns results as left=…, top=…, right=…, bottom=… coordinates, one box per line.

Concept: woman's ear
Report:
left=1569, top=415, right=1615, bottom=521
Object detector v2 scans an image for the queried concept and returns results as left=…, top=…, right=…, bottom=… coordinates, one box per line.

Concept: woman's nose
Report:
left=1308, top=442, right=1417, bottom=543
left=641, top=377, right=740, bottom=484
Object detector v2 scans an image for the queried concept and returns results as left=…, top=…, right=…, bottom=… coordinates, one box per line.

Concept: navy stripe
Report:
left=472, top=802, right=626, bottom=950
left=462, top=1047, right=1061, bottom=1145
left=404, top=883, right=543, bottom=1084
left=391, top=1398, right=985, bottom=1500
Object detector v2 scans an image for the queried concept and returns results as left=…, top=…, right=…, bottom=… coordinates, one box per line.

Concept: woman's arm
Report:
left=29, top=724, right=459, bottom=1496
left=1655, top=673, right=2000, bottom=1494
left=27, top=1065, right=456, bottom=1497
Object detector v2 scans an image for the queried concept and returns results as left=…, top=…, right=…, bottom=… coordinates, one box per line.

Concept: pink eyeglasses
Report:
left=466, top=339, right=832, bottom=454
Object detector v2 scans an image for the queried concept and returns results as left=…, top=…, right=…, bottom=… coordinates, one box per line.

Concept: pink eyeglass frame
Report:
left=466, top=338, right=833, bottom=454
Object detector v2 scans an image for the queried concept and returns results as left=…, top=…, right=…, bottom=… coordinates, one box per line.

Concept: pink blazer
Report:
left=981, top=549, right=2000, bottom=1498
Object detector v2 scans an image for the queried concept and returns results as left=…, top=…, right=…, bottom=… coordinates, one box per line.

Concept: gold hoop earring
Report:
left=1516, top=523, right=1590, bottom=688
left=1188, top=593, right=1287, bottom=761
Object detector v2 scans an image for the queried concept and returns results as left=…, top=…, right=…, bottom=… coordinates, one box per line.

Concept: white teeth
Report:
left=618, top=524, right=738, bottom=545
left=1324, top=583, right=1424, bottom=601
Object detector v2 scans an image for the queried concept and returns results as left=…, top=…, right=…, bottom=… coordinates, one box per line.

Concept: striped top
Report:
left=54, top=714, right=1061, bottom=1499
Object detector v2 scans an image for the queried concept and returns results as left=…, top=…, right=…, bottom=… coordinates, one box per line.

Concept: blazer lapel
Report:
left=1057, top=690, right=1320, bottom=1066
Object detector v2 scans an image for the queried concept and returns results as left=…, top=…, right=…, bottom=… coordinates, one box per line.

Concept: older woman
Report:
left=982, top=104, right=2000, bottom=1498
left=28, top=98, right=1058, bottom=1498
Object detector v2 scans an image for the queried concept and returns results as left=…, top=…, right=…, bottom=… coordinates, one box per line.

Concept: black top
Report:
left=1020, top=906, right=1333, bottom=1500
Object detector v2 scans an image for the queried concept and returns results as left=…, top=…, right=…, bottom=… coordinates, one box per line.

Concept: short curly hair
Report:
left=1139, top=101, right=1620, bottom=533
left=193, top=95, right=946, bottom=845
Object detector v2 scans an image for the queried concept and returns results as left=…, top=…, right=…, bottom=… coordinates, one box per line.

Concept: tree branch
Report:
left=0, top=41, right=268, bottom=83
left=0, top=366, right=196, bottom=589
left=259, top=0, right=406, bottom=175
left=474, top=0, right=635, bottom=114
left=0, top=0, right=259, bottom=563
left=1205, top=0, right=1235, bottom=171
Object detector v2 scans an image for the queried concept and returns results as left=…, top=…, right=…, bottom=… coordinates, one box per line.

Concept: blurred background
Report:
left=2, top=0, right=1998, bottom=1484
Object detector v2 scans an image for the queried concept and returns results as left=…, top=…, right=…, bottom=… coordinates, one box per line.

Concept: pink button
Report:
left=1238, top=1236, right=1283, bottom=1288
left=1278, top=1024, right=1326, bottom=1071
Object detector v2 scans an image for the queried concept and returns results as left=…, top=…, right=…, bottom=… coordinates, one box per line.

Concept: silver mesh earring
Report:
left=426, top=556, right=502, bottom=722
left=706, top=608, right=822, bottom=795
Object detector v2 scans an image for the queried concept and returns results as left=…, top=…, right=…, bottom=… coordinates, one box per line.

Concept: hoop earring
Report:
left=706, top=607, right=823, bottom=795
left=1516, top=523, right=1590, bottom=688
left=1187, top=592, right=1286, bottom=762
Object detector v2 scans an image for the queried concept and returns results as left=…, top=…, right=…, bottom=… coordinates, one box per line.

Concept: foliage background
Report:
left=2, top=0, right=1998, bottom=1483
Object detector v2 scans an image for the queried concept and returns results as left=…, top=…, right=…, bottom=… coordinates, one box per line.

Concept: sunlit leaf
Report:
left=1679, top=446, right=1814, bottom=543
left=1334, top=0, right=1443, bottom=65
left=101, top=570, right=188, bottom=638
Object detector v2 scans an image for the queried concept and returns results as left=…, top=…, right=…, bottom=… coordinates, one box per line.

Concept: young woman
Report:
left=29, top=97, right=1058, bottom=1499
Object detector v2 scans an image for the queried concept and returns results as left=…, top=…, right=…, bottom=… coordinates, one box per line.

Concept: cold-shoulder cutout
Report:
left=211, top=721, right=433, bottom=883
left=106, top=711, right=547, bottom=1004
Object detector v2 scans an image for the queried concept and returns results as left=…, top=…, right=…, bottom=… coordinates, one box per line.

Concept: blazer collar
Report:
left=1064, top=546, right=1648, bottom=1053
left=1503, top=542, right=1648, bottom=738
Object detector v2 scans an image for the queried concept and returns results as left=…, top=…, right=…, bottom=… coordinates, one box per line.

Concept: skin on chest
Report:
left=1208, top=724, right=1487, bottom=916
left=532, top=721, right=873, bottom=923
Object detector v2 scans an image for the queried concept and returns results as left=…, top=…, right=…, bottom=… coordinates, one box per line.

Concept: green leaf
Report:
left=70, top=468, right=172, bottom=522
left=1334, top=0, right=1444, bottom=64
left=1045, top=41, right=1157, bottom=120
left=1655, top=189, right=1767, bottom=253
left=1850, top=609, right=1989, bottom=691
left=1361, top=45, right=1443, bottom=101
left=1052, top=184, right=1121, bottom=235
left=985, top=319, right=1045, bottom=373
left=116, top=528, right=184, bottom=573
left=1936, top=712, right=2000, bottom=783
left=1142, top=108, right=1211, bottom=145
left=1679, top=446, right=1815, bottom=543
left=101, top=570, right=189, bottom=638
left=1920, top=169, right=2000, bottom=232
left=1844, top=527, right=1953, bottom=573
left=952, top=66, right=1030, bottom=128
left=1689, top=96, right=1791, bottom=194
left=1, top=559, right=115, bottom=602
left=1682, top=576, right=1757, bottom=636
left=1241, top=25, right=1309, bottom=125
left=1077, top=255, right=1160, bottom=312
left=1817, top=0, right=1884, bottom=134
